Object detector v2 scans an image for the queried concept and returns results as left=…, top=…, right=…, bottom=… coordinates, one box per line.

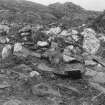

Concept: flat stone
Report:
left=37, top=63, right=54, bottom=72
left=13, top=64, right=32, bottom=72
left=85, top=60, right=97, bottom=66
left=63, top=55, right=76, bottom=62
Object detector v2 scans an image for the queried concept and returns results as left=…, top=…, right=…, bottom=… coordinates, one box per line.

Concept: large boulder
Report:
left=20, top=32, right=30, bottom=36
left=82, top=28, right=100, bottom=54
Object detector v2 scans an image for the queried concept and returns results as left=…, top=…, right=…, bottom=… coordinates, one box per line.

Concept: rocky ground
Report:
left=0, top=24, right=105, bottom=105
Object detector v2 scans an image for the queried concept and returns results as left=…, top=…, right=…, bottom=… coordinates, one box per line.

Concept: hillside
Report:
left=91, top=11, right=105, bottom=33
left=0, top=0, right=56, bottom=24
left=0, top=0, right=101, bottom=26
left=49, top=2, right=101, bottom=27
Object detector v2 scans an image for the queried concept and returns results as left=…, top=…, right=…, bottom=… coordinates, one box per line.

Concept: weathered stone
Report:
left=72, top=34, right=79, bottom=41
left=47, top=27, right=61, bottom=35
left=82, top=28, right=100, bottom=54
left=2, top=44, right=12, bottom=59
left=14, top=43, right=23, bottom=53
left=63, top=45, right=74, bottom=56
left=37, top=41, right=49, bottom=47
left=50, top=41, right=58, bottom=50
left=30, top=71, right=40, bottom=77
left=63, top=54, right=76, bottom=62
left=71, top=29, right=78, bottom=35
left=21, top=32, right=30, bottom=36
left=85, top=60, right=97, bottom=66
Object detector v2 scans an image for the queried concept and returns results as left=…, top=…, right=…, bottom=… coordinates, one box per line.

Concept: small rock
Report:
left=63, top=55, right=76, bottom=62
left=22, top=36, right=27, bottom=41
left=19, top=25, right=31, bottom=33
left=47, top=27, right=61, bottom=35
left=30, top=71, right=40, bottom=77
left=59, top=30, right=70, bottom=36
left=96, top=64, right=103, bottom=71
left=21, top=32, right=30, bottom=36
left=63, top=45, right=74, bottom=56
left=85, top=60, right=97, bottom=66
left=37, top=63, right=54, bottom=72
left=64, top=63, right=85, bottom=73
left=50, top=41, right=58, bottom=50
left=37, top=41, right=49, bottom=47
left=72, top=34, right=79, bottom=41
left=63, top=45, right=81, bottom=62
